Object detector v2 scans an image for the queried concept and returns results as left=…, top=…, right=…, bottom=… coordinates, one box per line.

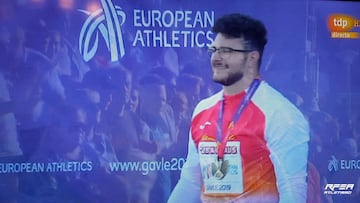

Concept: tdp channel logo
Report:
left=327, top=14, right=360, bottom=39
left=324, top=184, right=354, bottom=195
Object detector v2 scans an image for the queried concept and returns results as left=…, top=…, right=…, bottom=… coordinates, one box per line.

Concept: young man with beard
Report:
left=168, top=13, right=309, bottom=203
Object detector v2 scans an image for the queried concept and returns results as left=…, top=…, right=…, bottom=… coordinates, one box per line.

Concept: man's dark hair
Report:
left=212, top=13, right=267, bottom=59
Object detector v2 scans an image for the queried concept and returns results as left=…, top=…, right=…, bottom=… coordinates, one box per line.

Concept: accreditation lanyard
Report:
left=216, top=79, right=261, bottom=160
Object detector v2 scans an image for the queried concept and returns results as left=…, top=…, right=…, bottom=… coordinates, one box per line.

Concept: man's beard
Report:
left=213, top=71, right=243, bottom=86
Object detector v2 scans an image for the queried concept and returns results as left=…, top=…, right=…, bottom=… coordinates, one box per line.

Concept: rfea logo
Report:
left=327, top=14, right=360, bottom=39
left=324, top=184, right=354, bottom=195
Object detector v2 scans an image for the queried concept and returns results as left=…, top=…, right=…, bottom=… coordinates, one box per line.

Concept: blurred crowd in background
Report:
left=0, top=0, right=360, bottom=203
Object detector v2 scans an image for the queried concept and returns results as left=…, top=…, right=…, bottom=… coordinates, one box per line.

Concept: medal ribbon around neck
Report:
left=216, top=79, right=261, bottom=160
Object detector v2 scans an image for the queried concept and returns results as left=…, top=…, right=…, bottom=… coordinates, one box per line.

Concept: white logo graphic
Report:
left=328, top=155, right=339, bottom=172
left=79, top=0, right=126, bottom=62
left=324, top=184, right=354, bottom=195
left=200, top=121, right=212, bottom=130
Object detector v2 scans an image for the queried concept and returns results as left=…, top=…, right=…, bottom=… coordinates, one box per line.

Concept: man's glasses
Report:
left=207, top=46, right=253, bottom=59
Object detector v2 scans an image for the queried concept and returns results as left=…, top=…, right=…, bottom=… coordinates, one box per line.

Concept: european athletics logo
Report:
left=328, top=155, right=339, bottom=172
left=79, top=0, right=126, bottom=62
left=328, top=155, right=360, bottom=172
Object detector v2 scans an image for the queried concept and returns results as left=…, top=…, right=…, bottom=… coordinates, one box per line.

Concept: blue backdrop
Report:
left=0, top=0, right=359, bottom=202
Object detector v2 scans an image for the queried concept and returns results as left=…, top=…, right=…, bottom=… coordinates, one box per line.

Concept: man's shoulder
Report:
left=254, top=81, right=305, bottom=119
left=255, top=81, right=285, bottom=99
left=256, top=82, right=309, bottom=140
left=192, top=91, right=223, bottom=117
left=254, top=81, right=296, bottom=109
left=198, top=90, right=223, bottom=105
